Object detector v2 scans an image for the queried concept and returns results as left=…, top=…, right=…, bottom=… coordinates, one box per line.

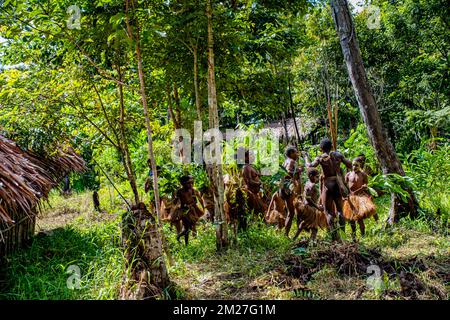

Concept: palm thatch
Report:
left=261, top=117, right=316, bottom=140
left=0, top=134, right=86, bottom=247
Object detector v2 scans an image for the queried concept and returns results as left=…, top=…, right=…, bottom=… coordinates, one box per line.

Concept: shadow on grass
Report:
left=0, top=225, right=121, bottom=300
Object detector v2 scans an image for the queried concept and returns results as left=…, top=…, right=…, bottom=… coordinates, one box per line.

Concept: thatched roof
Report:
left=0, top=135, right=86, bottom=224
left=261, top=117, right=316, bottom=140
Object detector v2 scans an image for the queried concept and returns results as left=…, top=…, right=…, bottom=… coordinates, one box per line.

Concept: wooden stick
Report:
left=334, top=84, right=339, bottom=150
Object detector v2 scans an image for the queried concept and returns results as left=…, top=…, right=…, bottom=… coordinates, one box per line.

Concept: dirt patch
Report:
left=36, top=206, right=80, bottom=233
left=284, top=241, right=449, bottom=300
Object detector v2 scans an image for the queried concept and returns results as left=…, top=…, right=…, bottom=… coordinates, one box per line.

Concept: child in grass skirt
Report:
left=170, top=175, right=205, bottom=245
left=293, top=168, right=328, bottom=241
left=265, top=189, right=287, bottom=230
left=343, top=159, right=377, bottom=239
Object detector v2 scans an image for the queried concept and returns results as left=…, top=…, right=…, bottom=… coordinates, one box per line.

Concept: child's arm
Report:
left=194, top=189, right=205, bottom=210
left=304, top=184, right=321, bottom=211
left=265, top=192, right=278, bottom=220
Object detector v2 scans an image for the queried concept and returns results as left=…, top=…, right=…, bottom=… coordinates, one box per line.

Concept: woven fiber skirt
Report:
left=343, top=194, right=376, bottom=221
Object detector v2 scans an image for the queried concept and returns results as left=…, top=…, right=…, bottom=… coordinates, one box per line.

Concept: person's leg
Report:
left=334, top=196, right=346, bottom=233
left=293, top=220, right=305, bottom=240
left=350, top=221, right=357, bottom=241
left=358, top=220, right=365, bottom=237
left=176, top=227, right=186, bottom=243
left=184, top=228, right=189, bottom=246
left=322, top=180, right=340, bottom=241
left=177, top=217, right=189, bottom=244
left=192, top=223, right=197, bottom=238
left=324, top=194, right=339, bottom=241
left=184, top=218, right=193, bottom=246
left=284, top=196, right=296, bottom=237
left=310, top=228, right=318, bottom=242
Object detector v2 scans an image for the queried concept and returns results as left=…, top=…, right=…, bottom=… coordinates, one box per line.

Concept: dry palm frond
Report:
left=0, top=135, right=86, bottom=225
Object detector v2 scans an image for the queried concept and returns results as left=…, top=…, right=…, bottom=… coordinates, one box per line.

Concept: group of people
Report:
left=265, top=138, right=377, bottom=242
left=158, top=137, right=377, bottom=245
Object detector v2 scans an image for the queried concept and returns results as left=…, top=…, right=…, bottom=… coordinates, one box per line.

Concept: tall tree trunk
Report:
left=166, top=83, right=180, bottom=129
left=117, top=64, right=140, bottom=205
left=125, top=0, right=161, bottom=223
left=120, top=203, right=169, bottom=299
left=124, top=0, right=170, bottom=294
left=173, top=82, right=183, bottom=128
left=329, top=0, right=418, bottom=224
left=282, top=112, right=289, bottom=145
left=207, top=0, right=228, bottom=251
left=193, top=44, right=202, bottom=121
left=288, top=74, right=302, bottom=146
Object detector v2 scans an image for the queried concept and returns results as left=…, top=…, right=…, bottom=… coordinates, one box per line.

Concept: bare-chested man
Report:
left=343, top=159, right=377, bottom=239
left=303, top=138, right=351, bottom=241
left=281, top=146, right=303, bottom=237
left=171, top=175, right=205, bottom=245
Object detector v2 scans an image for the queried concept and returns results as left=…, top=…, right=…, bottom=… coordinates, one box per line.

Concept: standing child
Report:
left=343, top=158, right=377, bottom=240
left=281, top=146, right=303, bottom=237
left=293, top=168, right=328, bottom=241
left=171, top=175, right=205, bottom=245
left=265, top=189, right=287, bottom=230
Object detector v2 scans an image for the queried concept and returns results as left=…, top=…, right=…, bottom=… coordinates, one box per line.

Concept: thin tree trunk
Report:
left=322, top=71, right=337, bottom=149
left=207, top=0, right=228, bottom=251
left=334, top=84, right=339, bottom=144
left=330, top=0, right=418, bottom=224
left=117, top=64, right=140, bottom=205
left=288, top=74, right=302, bottom=149
left=125, top=0, right=161, bottom=223
left=124, top=0, right=171, bottom=293
left=173, top=82, right=183, bottom=128
left=193, top=44, right=202, bottom=121
left=282, top=112, right=289, bottom=144
left=166, top=83, right=180, bottom=129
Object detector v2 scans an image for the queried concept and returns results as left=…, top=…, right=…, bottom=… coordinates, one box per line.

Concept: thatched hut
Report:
left=0, top=135, right=85, bottom=256
left=261, top=117, right=316, bottom=143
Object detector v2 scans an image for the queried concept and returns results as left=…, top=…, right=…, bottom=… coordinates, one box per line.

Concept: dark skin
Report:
left=160, top=197, right=183, bottom=235
left=304, top=148, right=351, bottom=241
left=241, top=152, right=268, bottom=216
left=345, top=161, right=378, bottom=239
left=346, top=161, right=368, bottom=193
left=304, top=173, right=322, bottom=211
left=293, top=171, right=323, bottom=241
left=283, top=149, right=303, bottom=237
left=265, top=190, right=287, bottom=230
left=175, top=178, right=205, bottom=245
left=242, top=153, right=262, bottom=194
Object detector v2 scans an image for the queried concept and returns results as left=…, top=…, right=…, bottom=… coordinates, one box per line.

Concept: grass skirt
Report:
left=343, top=194, right=376, bottom=221
left=297, top=203, right=328, bottom=230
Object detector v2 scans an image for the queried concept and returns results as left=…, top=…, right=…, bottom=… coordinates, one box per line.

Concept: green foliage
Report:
left=369, top=173, right=417, bottom=202
left=0, top=217, right=124, bottom=300
left=156, top=163, right=209, bottom=197
left=343, top=123, right=378, bottom=171
left=403, top=142, right=449, bottom=224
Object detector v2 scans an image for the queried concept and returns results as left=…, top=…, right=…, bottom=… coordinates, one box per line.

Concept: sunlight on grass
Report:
left=1, top=187, right=448, bottom=300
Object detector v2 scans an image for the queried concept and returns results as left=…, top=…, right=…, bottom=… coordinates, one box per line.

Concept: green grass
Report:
left=1, top=184, right=448, bottom=300
left=0, top=216, right=124, bottom=300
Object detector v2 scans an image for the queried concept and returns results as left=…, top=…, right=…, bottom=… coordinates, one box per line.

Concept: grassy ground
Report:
left=0, top=191, right=448, bottom=300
